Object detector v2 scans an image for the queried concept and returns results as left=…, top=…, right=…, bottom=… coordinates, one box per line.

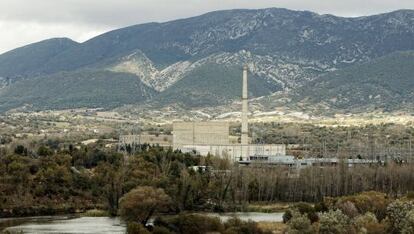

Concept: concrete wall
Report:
left=173, top=121, right=229, bottom=148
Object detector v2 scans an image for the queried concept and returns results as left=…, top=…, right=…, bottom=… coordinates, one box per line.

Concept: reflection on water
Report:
left=0, top=212, right=283, bottom=233
left=0, top=216, right=125, bottom=234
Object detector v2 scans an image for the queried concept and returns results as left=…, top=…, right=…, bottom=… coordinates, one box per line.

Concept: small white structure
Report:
left=239, top=156, right=382, bottom=169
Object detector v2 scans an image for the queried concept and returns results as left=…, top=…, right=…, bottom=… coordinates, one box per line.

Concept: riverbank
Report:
left=0, top=204, right=105, bottom=219
left=246, top=202, right=294, bottom=213
left=0, top=201, right=295, bottom=219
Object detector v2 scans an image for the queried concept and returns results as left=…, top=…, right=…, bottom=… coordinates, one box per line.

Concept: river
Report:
left=0, top=212, right=284, bottom=233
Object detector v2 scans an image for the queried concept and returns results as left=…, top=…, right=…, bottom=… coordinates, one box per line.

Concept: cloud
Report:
left=0, top=0, right=413, bottom=54
left=0, top=20, right=110, bottom=54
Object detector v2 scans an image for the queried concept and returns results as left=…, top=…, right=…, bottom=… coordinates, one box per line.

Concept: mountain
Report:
left=0, top=38, right=78, bottom=79
left=0, top=8, right=414, bottom=112
left=258, top=51, right=414, bottom=114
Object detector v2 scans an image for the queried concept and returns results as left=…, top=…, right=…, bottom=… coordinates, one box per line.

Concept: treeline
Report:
left=226, top=162, right=414, bottom=203
left=2, top=141, right=414, bottom=219
left=0, top=143, right=202, bottom=217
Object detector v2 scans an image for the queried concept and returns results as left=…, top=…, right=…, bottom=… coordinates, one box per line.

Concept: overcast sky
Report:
left=0, top=0, right=413, bottom=54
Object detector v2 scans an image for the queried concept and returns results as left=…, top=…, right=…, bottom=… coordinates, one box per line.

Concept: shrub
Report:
left=337, top=201, right=359, bottom=219
left=224, top=217, right=270, bottom=234
left=14, top=145, right=27, bottom=155
left=386, top=200, right=414, bottom=233
left=295, top=203, right=318, bottom=223
left=354, top=212, right=378, bottom=229
left=338, top=191, right=389, bottom=220
left=286, top=210, right=315, bottom=234
left=364, top=222, right=389, bottom=234
left=314, top=202, right=329, bottom=213
left=152, top=226, right=174, bottom=234
left=284, top=203, right=318, bottom=223
left=406, top=191, right=414, bottom=200
left=127, top=222, right=151, bottom=234
left=37, top=145, right=53, bottom=156
left=319, top=209, right=350, bottom=234
left=83, top=209, right=109, bottom=217
left=283, top=210, right=293, bottom=223
left=353, top=212, right=389, bottom=233
left=401, top=210, right=414, bottom=234
left=168, top=214, right=224, bottom=234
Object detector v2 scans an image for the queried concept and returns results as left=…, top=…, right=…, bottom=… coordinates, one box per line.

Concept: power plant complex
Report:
left=172, top=65, right=286, bottom=162
left=171, top=65, right=379, bottom=167
left=120, top=65, right=378, bottom=168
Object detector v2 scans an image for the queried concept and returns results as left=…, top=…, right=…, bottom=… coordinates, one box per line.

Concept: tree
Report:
left=94, top=162, right=123, bottom=215
left=119, top=186, right=171, bottom=225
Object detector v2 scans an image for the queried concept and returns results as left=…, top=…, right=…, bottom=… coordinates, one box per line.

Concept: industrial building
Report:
left=173, top=121, right=230, bottom=148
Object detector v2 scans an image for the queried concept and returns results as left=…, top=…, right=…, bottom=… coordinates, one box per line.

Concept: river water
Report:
left=0, top=216, right=125, bottom=234
left=0, top=212, right=283, bottom=233
left=204, top=212, right=284, bottom=222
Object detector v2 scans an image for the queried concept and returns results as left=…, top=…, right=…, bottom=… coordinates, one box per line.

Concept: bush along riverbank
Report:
left=283, top=191, right=414, bottom=234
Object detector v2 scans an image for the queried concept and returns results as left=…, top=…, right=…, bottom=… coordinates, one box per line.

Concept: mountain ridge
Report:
left=0, top=8, right=413, bottom=113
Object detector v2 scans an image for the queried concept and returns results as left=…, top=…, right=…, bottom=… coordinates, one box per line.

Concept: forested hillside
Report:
left=0, top=70, right=156, bottom=112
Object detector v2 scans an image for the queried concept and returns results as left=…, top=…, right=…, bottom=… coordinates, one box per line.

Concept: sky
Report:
left=0, top=0, right=413, bottom=54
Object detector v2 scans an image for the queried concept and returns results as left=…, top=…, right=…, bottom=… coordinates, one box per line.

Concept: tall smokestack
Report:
left=241, top=65, right=249, bottom=160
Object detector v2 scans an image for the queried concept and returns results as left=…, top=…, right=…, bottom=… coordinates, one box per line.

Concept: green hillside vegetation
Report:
left=0, top=70, right=156, bottom=112
left=155, top=63, right=280, bottom=107
left=292, top=51, right=414, bottom=112
left=0, top=38, right=78, bottom=78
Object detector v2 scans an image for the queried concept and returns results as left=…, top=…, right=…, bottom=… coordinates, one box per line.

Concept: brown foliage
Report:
left=337, top=191, right=390, bottom=220
left=119, top=186, right=171, bottom=225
